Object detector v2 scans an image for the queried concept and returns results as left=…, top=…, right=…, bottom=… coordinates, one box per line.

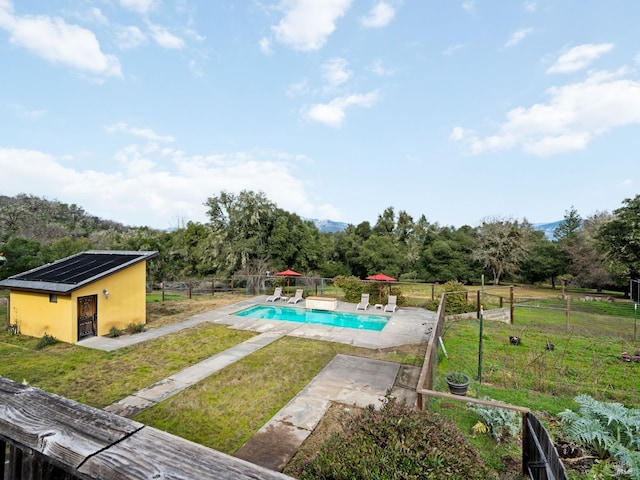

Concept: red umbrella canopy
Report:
left=276, top=269, right=302, bottom=277
left=366, top=273, right=396, bottom=281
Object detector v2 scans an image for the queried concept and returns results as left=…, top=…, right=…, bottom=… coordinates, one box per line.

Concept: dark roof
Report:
left=0, top=250, right=158, bottom=294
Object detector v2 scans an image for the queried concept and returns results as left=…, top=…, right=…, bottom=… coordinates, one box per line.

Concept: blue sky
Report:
left=1, top=1, right=639, bottom=230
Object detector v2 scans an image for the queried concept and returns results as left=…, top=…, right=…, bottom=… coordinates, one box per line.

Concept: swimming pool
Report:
left=234, top=305, right=389, bottom=331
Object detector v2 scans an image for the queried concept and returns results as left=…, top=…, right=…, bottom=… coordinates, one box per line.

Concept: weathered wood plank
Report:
left=80, top=426, right=293, bottom=480
left=0, top=377, right=294, bottom=479
left=0, top=377, right=142, bottom=470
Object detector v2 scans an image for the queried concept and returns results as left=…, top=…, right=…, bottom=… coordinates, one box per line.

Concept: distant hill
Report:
left=312, top=218, right=564, bottom=238
left=311, top=219, right=349, bottom=233
left=532, top=221, right=562, bottom=240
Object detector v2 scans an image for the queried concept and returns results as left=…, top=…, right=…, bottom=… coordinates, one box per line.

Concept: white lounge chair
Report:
left=288, top=289, right=304, bottom=304
left=356, top=293, right=370, bottom=311
left=384, top=295, right=397, bottom=313
left=266, top=287, right=283, bottom=302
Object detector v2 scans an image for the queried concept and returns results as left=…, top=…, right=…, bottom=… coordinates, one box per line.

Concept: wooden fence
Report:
left=0, top=376, right=293, bottom=480
left=415, top=293, right=568, bottom=480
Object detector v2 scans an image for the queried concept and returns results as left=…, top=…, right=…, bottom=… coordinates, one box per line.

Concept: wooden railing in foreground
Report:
left=0, top=376, right=293, bottom=480
left=415, top=294, right=568, bottom=480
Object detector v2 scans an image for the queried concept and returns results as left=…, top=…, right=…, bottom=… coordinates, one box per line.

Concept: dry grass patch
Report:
left=145, top=293, right=248, bottom=329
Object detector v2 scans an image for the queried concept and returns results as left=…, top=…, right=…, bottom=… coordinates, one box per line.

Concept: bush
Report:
left=425, top=280, right=475, bottom=314
left=559, top=394, right=640, bottom=478
left=109, top=326, right=124, bottom=337
left=36, top=332, right=58, bottom=349
left=333, top=276, right=365, bottom=302
left=299, top=395, right=494, bottom=480
left=127, top=323, right=145, bottom=334
left=469, top=399, right=521, bottom=442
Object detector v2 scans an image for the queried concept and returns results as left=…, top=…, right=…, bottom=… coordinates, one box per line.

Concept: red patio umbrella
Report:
left=366, top=273, right=396, bottom=282
left=276, top=269, right=302, bottom=291
left=366, top=273, right=397, bottom=301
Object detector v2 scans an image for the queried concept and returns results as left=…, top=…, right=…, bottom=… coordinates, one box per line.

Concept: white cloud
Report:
left=442, top=43, right=465, bottom=56
left=116, top=25, right=147, bottom=49
left=258, top=36, right=272, bottom=55
left=368, top=59, right=394, bottom=76
left=287, top=78, right=309, bottom=97
left=547, top=43, right=614, bottom=74
left=361, top=2, right=396, bottom=28
left=271, top=0, right=352, bottom=51
left=321, top=57, right=352, bottom=86
left=119, top=0, right=158, bottom=15
left=0, top=2, right=121, bottom=77
left=0, top=144, right=337, bottom=229
left=505, top=28, right=533, bottom=48
left=462, top=1, right=475, bottom=13
left=148, top=23, right=185, bottom=49
left=451, top=68, right=640, bottom=156
left=86, top=7, right=109, bottom=25
left=10, top=103, right=46, bottom=119
left=305, top=91, right=380, bottom=127
left=524, top=1, right=537, bottom=12
left=106, top=122, right=176, bottom=143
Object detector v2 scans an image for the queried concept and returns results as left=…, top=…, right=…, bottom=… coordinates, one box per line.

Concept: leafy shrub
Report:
left=36, top=332, right=58, bottom=349
left=559, top=394, right=640, bottom=479
left=298, top=395, right=494, bottom=480
left=127, top=323, right=145, bottom=334
left=425, top=280, right=475, bottom=314
left=109, top=326, right=124, bottom=337
left=469, top=399, right=521, bottom=442
left=333, top=275, right=365, bottom=302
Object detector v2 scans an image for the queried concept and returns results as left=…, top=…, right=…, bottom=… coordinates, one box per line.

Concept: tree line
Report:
left=1, top=191, right=639, bottom=292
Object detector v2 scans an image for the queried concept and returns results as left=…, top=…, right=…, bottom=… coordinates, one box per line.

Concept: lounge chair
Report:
left=356, top=293, right=370, bottom=311
left=288, top=289, right=304, bottom=304
left=384, top=295, right=397, bottom=313
left=266, top=287, right=283, bottom=302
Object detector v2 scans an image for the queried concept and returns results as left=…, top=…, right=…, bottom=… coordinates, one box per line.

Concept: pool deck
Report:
left=190, top=296, right=436, bottom=349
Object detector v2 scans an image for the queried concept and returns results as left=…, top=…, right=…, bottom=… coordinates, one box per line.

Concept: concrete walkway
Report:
left=78, top=297, right=434, bottom=471
left=234, top=354, right=420, bottom=472
left=102, top=328, right=293, bottom=417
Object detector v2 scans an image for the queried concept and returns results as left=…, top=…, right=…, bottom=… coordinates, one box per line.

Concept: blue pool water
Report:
left=234, top=305, right=389, bottom=331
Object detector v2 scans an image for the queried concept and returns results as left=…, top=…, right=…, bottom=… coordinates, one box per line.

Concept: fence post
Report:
left=432, top=283, right=435, bottom=300
left=161, top=281, right=165, bottom=302
left=521, top=412, right=529, bottom=477
left=510, top=286, right=514, bottom=324
left=566, top=295, right=571, bottom=332
left=188, top=282, right=192, bottom=299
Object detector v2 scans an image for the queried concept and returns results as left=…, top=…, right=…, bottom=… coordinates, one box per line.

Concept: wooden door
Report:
left=77, top=295, right=97, bottom=340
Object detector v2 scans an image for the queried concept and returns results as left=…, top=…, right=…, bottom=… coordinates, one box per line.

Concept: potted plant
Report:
left=445, top=372, right=470, bottom=396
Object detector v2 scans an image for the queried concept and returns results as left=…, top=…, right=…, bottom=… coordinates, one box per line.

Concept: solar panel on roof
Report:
left=14, top=253, right=145, bottom=285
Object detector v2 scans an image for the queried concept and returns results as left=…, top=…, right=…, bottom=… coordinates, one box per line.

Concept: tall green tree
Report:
left=472, top=217, right=530, bottom=285
left=554, top=206, right=582, bottom=243
left=519, top=232, right=567, bottom=287
left=203, top=190, right=277, bottom=276
left=597, top=195, right=640, bottom=279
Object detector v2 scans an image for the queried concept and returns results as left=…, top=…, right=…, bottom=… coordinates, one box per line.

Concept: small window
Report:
left=49, top=294, right=58, bottom=303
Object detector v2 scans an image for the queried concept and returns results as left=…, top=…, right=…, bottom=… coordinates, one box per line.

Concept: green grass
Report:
left=134, top=337, right=379, bottom=454
left=0, top=323, right=256, bottom=407
left=437, top=317, right=640, bottom=409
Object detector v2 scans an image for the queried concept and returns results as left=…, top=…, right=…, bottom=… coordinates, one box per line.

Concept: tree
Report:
left=597, top=195, right=640, bottom=280
left=519, top=232, right=567, bottom=287
left=472, top=217, right=530, bottom=285
left=203, top=190, right=277, bottom=276
left=554, top=206, right=582, bottom=243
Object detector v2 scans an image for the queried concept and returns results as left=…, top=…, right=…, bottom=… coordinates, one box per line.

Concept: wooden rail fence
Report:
left=416, top=293, right=568, bottom=480
left=0, top=376, right=293, bottom=480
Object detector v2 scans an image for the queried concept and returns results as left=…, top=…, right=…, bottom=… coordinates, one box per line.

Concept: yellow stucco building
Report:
left=0, top=250, right=157, bottom=344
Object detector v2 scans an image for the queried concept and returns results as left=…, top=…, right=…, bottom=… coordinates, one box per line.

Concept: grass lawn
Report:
left=2, top=285, right=637, bottom=479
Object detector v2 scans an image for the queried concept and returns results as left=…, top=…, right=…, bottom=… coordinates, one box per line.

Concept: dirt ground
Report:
left=145, top=294, right=246, bottom=329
